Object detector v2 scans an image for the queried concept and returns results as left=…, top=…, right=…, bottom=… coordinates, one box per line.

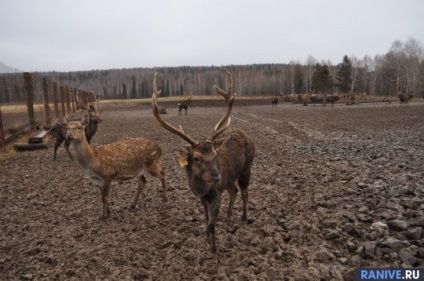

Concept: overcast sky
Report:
left=1, top=0, right=423, bottom=72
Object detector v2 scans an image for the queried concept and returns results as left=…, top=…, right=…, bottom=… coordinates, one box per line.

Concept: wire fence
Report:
left=0, top=72, right=95, bottom=150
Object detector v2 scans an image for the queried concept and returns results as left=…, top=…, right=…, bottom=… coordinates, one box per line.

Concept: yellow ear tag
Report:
left=179, top=158, right=188, bottom=167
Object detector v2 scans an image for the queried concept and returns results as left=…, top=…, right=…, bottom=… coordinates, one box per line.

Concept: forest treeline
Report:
left=1, top=38, right=423, bottom=103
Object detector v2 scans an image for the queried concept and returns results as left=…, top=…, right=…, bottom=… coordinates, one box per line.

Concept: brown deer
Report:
left=64, top=115, right=167, bottom=219
left=178, top=96, right=192, bottom=115
left=309, top=93, right=326, bottom=106
left=324, top=94, right=340, bottom=106
left=271, top=97, right=279, bottom=107
left=152, top=69, right=255, bottom=253
left=51, top=92, right=102, bottom=160
left=398, top=91, right=414, bottom=104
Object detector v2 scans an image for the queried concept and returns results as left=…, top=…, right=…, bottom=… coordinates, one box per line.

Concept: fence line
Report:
left=0, top=72, right=95, bottom=150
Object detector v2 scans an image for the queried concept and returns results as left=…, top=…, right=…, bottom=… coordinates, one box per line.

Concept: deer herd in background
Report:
left=271, top=90, right=415, bottom=107
left=51, top=69, right=254, bottom=253
left=50, top=69, right=415, bottom=253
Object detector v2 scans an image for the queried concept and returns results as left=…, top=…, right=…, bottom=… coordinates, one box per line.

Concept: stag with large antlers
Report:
left=64, top=114, right=167, bottom=219
left=152, top=69, right=255, bottom=253
left=51, top=92, right=102, bottom=160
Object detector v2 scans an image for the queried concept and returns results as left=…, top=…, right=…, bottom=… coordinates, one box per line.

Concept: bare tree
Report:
left=390, top=40, right=406, bottom=93
left=288, top=60, right=297, bottom=94
left=362, top=55, right=377, bottom=96
left=305, top=55, right=317, bottom=92
left=403, top=37, right=423, bottom=93
left=350, top=55, right=362, bottom=93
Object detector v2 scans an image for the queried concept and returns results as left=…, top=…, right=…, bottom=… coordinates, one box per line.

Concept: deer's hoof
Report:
left=244, top=218, right=254, bottom=225
left=211, top=245, right=217, bottom=254
left=225, top=216, right=232, bottom=225
left=101, top=209, right=111, bottom=219
left=206, top=233, right=212, bottom=245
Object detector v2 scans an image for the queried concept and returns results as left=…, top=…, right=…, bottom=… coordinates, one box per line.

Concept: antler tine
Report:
left=76, top=91, right=91, bottom=111
left=91, top=91, right=100, bottom=113
left=213, top=68, right=233, bottom=102
left=152, top=73, right=198, bottom=146
left=208, top=69, right=236, bottom=141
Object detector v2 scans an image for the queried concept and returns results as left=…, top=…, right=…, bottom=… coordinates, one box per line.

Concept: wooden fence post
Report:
left=53, top=82, right=59, bottom=119
left=42, top=78, right=51, bottom=128
left=0, top=107, right=4, bottom=150
left=23, top=72, right=36, bottom=132
left=60, top=86, right=66, bottom=117
left=66, top=86, right=71, bottom=116
left=71, top=88, right=76, bottom=112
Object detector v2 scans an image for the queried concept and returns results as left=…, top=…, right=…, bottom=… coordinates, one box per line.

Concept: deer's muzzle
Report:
left=212, top=172, right=221, bottom=183
left=66, top=132, right=75, bottom=140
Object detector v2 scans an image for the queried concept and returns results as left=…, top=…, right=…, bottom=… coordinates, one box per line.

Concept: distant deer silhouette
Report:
left=178, top=96, right=192, bottom=115
left=271, top=97, right=278, bottom=107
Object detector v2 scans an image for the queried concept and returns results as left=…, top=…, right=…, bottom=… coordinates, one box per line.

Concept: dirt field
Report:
left=1, top=100, right=423, bottom=280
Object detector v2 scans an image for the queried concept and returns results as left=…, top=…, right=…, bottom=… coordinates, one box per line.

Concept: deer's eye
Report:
left=193, top=157, right=201, bottom=163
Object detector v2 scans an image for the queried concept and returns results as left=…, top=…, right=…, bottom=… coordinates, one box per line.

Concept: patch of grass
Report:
left=0, top=135, right=30, bottom=161
left=100, top=95, right=267, bottom=105
left=43, top=134, right=54, bottom=144
left=0, top=144, right=17, bottom=160
left=1, top=103, right=44, bottom=114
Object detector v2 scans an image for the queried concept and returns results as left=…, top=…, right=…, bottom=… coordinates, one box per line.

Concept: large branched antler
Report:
left=90, top=91, right=100, bottom=113
left=152, top=73, right=198, bottom=146
left=76, top=91, right=100, bottom=114
left=208, top=68, right=235, bottom=141
left=76, top=91, right=91, bottom=111
left=152, top=69, right=235, bottom=145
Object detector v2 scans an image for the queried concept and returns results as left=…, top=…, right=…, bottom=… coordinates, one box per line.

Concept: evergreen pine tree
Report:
left=336, top=55, right=352, bottom=93
left=165, top=79, right=170, bottom=97
left=103, top=86, right=108, bottom=99
left=112, top=85, right=118, bottom=99
left=312, top=63, right=333, bottom=93
left=180, top=84, right=184, bottom=96
left=122, top=83, right=127, bottom=99
left=294, top=64, right=303, bottom=94
left=130, top=77, right=137, bottom=99
left=141, top=79, right=149, bottom=98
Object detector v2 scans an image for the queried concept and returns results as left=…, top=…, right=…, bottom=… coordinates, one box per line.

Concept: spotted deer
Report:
left=64, top=115, right=167, bottom=219
left=152, top=69, right=255, bottom=253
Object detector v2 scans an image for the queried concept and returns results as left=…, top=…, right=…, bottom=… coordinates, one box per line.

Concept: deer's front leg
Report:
left=53, top=138, right=64, bottom=161
left=64, top=139, right=74, bottom=161
left=101, top=180, right=112, bottom=219
left=201, top=199, right=209, bottom=222
left=226, top=184, right=238, bottom=224
left=203, top=195, right=221, bottom=253
left=131, top=175, right=146, bottom=209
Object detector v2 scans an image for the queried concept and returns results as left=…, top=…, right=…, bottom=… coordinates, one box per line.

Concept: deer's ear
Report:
left=174, top=148, right=190, bottom=167
left=81, top=115, right=90, bottom=126
left=58, top=117, right=68, bottom=127
left=213, top=134, right=230, bottom=149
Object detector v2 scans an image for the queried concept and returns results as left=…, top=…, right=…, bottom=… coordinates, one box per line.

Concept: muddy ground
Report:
left=1, top=100, right=424, bottom=280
